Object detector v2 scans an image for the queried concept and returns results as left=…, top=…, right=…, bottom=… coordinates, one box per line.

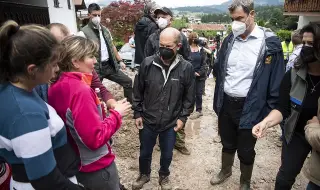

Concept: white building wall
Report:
left=47, top=0, right=78, bottom=34
left=298, top=16, right=320, bottom=29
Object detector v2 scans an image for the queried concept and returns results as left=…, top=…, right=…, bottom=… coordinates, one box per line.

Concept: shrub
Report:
left=277, top=30, right=292, bottom=42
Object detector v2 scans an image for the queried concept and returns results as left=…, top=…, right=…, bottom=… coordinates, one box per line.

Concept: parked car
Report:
left=118, top=43, right=139, bottom=70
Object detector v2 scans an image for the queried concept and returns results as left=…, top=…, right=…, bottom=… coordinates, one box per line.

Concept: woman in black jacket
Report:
left=252, top=24, right=320, bottom=190
left=189, top=32, right=208, bottom=119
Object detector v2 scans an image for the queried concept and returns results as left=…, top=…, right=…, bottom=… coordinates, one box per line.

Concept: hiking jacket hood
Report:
left=133, top=55, right=195, bottom=132
left=213, top=27, right=285, bottom=129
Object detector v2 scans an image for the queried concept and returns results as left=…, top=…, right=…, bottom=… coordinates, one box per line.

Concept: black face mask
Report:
left=159, top=47, right=175, bottom=61
left=300, top=46, right=317, bottom=63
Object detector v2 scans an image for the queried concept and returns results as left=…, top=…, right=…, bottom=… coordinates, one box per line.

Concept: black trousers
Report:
left=99, top=62, right=133, bottom=103
left=218, top=94, right=257, bottom=165
left=275, top=132, right=312, bottom=190
left=195, top=79, right=205, bottom=112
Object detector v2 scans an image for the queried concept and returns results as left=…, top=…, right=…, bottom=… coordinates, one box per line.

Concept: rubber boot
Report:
left=239, top=163, right=254, bottom=190
left=210, top=152, right=235, bottom=185
left=132, top=174, right=150, bottom=190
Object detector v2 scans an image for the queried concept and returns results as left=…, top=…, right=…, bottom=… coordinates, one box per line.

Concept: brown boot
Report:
left=210, top=152, right=235, bottom=185
left=159, top=175, right=172, bottom=190
left=239, top=163, right=253, bottom=190
left=132, top=174, right=150, bottom=190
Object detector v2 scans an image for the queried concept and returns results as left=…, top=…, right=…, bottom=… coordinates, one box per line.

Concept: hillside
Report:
left=173, top=0, right=284, bottom=14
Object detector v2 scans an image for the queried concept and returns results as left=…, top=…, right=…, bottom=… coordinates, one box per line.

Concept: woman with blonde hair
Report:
left=0, top=20, right=86, bottom=190
left=48, top=36, right=131, bottom=190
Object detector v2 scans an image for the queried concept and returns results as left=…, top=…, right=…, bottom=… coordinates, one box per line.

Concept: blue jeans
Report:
left=139, top=126, right=176, bottom=176
left=307, top=182, right=320, bottom=190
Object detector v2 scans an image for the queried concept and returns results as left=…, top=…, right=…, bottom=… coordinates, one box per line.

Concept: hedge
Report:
left=276, top=30, right=292, bottom=42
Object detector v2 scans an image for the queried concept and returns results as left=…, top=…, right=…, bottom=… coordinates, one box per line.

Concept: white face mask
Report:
left=231, top=16, right=250, bottom=37
left=157, top=18, right=168, bottom=29
left=92, top=16, right=101, bottom=26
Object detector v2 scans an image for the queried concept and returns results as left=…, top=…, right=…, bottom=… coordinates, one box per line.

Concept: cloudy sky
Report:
left=84, top=0, right=229, bottom=8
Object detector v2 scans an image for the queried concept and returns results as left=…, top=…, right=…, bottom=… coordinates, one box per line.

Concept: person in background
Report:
left=132, top=28, right=195, bottom=190
left=35, top=23, right=117, bottom=110
left=282, top=37, right=294, bottom=65
left=48, top=36, right=131, bottom=190
left=78, top=3, right=133, bottom=103
left=188, top=32, right=208, bottom=120
left=0, top=20, right=86, bottom=190
left=252, top=23, right=320, bottom=190
left=286, top=30, right=303, bottom=72
left=144, top=7, right=191, bottom=61
left=303, top=111, right=320, bottom=190
left=212, top=0, right=284, bottom=189
left=134, top=2, right=159, bottom=65
left=180, top=27, right=188, bottom=39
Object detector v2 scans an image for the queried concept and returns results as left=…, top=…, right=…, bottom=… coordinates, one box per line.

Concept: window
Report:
left=67, top=0, right=71, bottom=9
left=54, top=0, right=60, bottom=8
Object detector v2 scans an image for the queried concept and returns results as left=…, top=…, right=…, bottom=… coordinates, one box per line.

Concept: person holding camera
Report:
left=188, top=32, right=208, bottom=120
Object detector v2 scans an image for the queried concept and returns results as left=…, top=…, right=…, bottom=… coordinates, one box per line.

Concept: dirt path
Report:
left=104, top=76, right=308, bottom=190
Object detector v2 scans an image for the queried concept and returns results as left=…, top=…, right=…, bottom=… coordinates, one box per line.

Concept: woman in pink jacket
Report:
left=48, top=36, right=131, bottom=190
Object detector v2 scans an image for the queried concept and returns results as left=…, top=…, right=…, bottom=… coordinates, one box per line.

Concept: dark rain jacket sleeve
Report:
left=266, top=39, right=285, bottom=111
left=133, top=62, right=145, bottom=119
left=144, top=35, right=155, bottom=58
left=198, top=48, right=208, bottom=78
left=179, top=64, right=196, bottom=123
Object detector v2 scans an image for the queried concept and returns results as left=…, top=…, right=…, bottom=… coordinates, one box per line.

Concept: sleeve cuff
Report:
left=133, top=111, right=142, bottom=119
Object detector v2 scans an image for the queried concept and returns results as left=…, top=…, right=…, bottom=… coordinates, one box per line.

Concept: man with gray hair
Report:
left=132, top=27, right=195, bottom=190
left=212, top=0, right=284, bottom=189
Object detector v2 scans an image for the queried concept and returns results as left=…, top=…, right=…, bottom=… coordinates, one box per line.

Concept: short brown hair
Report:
left=291, top=30, right=302, bottom=46
left=47, top=23, right=70, bottom=37
left=58, top=36, right=99, bottom=72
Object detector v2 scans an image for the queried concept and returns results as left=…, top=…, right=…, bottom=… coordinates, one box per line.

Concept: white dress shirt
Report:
left=99, top=28, right=109, bottom=62
left=286, top=44, right=302, bottom=72
left=224, top=25, right=264, bottom=97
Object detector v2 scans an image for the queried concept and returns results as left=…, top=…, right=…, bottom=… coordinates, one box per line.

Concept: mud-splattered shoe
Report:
left=132, top=174, right=150, bottom=190
left=159, top=175, right=172, bottom=190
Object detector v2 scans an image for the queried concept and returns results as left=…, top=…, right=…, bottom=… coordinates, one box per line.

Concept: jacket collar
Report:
left=62, top=72, right=93, bottom=86
left=296, top=66, right=308, bottom=80
left=88, top=20, right=101, bottom=30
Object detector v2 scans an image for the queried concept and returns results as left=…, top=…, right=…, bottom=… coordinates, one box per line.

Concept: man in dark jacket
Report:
left=134, top=2, right=159, bottom=65
left=78, top=3, right=133, bottom=103
left=211, top=0, right=284, bottom=189
left=144, top=7, right=191, bottom=61
left=132, top=28, right=195, bottom=190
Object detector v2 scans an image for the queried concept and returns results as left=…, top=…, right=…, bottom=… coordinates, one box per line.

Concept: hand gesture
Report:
left=120, top=61, right=126, bottom=70
left=135, top=117, right=143, bottom=129
left=114, top=98, right=131, bottom=117
left=252, top=120, right=270, bottom=139
left=174, top=119, right=184, bottom=132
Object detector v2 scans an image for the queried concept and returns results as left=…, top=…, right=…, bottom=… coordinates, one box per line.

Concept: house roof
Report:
left=189, top=24, right=226, bottom=31
left=284, top=0, right=320, bottom=14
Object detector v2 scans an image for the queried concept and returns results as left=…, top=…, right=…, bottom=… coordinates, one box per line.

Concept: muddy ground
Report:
left=103, top=72, right=308, bottom=190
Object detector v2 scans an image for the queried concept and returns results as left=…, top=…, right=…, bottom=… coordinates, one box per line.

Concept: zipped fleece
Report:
left=48, top=72, right=122, bottom=173
left=214, top=27, right=285, bottom=129
left=133, top=55, right=195, bottom=132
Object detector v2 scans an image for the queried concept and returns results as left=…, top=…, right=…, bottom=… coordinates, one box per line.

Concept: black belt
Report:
left=224, top=93, right=246, bottom=102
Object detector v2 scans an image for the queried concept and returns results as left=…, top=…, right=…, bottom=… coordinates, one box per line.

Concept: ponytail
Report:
left=0, top=21, right=20, bottom=82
